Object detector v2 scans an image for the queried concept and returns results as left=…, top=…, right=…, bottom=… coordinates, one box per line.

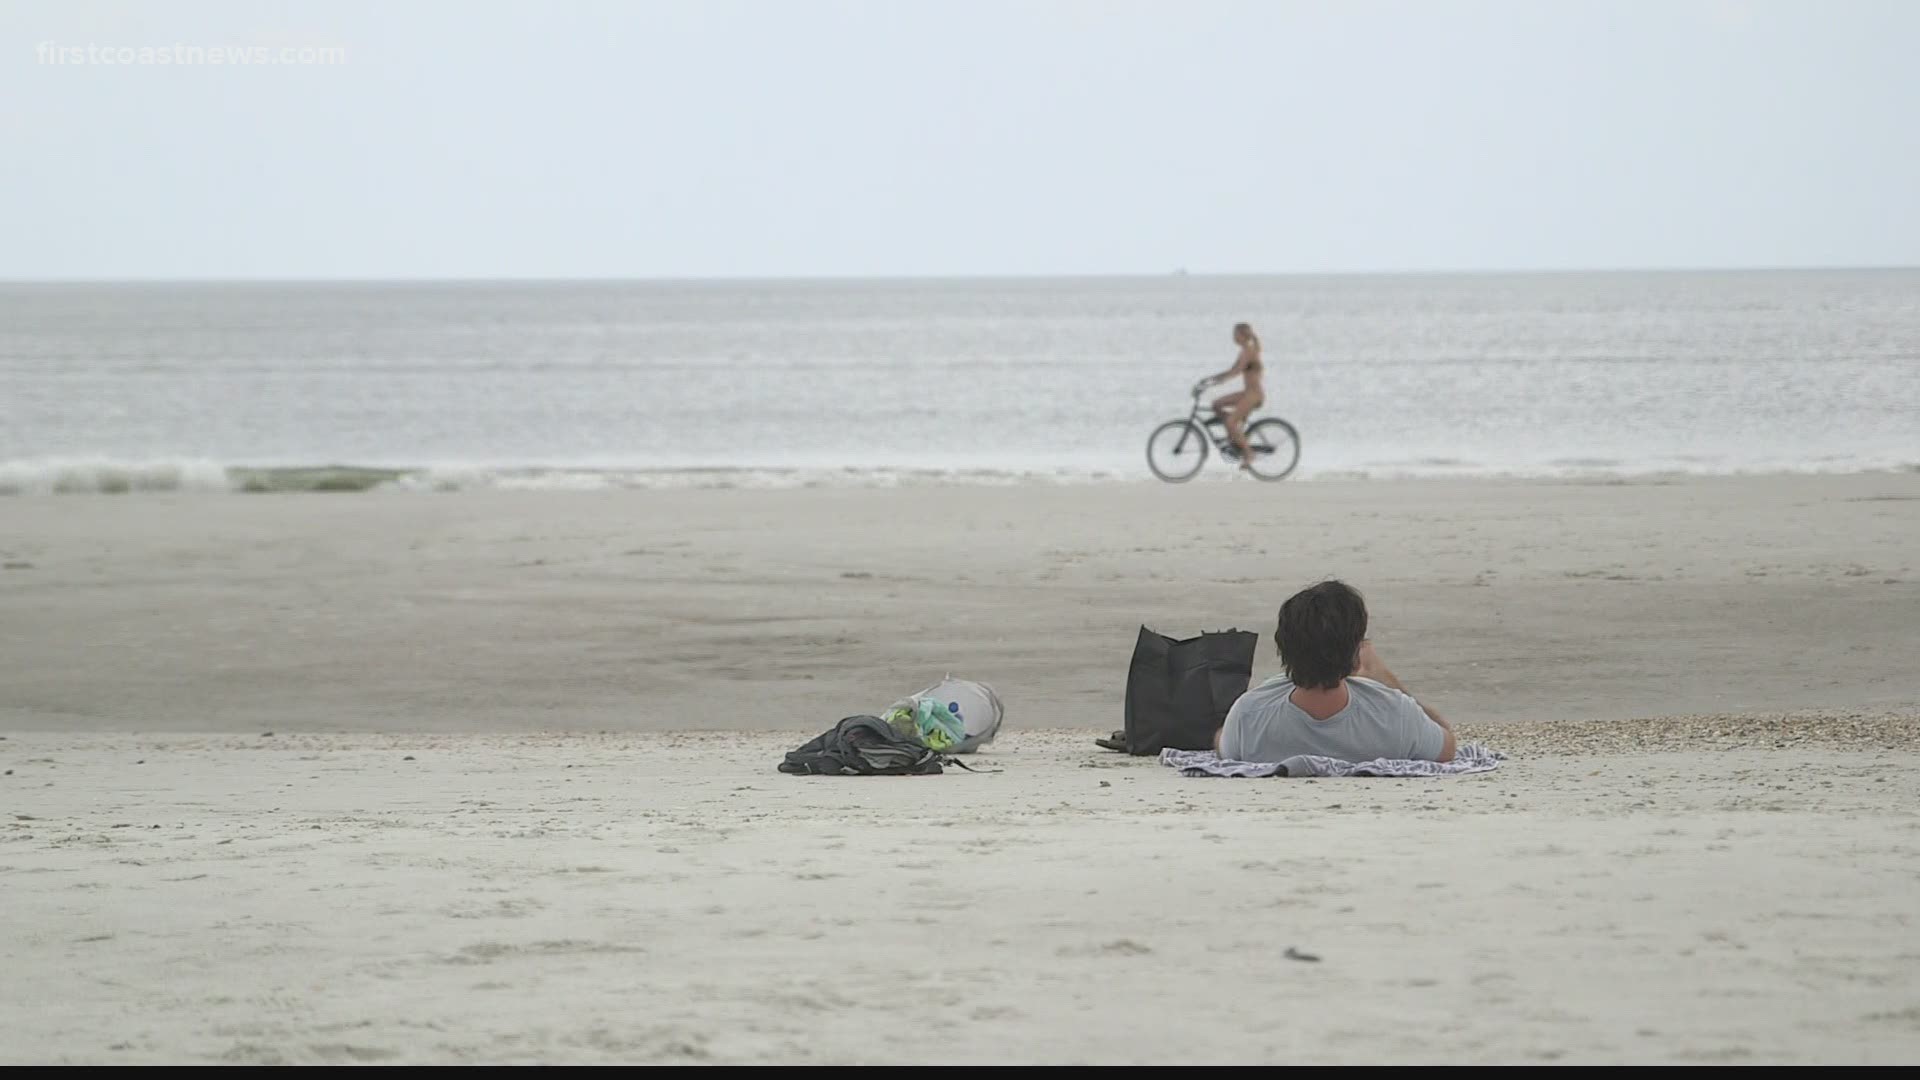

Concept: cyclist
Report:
left=1197, top=322, right=1264, bottom=469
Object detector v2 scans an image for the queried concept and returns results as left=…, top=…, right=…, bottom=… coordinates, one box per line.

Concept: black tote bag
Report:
left=1122, top=625, right=1259, bottom=755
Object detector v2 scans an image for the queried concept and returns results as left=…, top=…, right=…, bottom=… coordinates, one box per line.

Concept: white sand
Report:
left=3, top=473, right=1919, bottom=1063
left=3, top=725, right=1919, bottom=1065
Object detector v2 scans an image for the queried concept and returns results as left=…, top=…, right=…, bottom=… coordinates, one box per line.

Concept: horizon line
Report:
left=3, top=264, right=1918, bottom=286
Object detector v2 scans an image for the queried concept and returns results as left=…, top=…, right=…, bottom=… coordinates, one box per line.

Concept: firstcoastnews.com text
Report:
left=36, top=42, right=349, bottom=67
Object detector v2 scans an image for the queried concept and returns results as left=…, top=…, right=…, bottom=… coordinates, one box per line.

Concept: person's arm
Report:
left=1215, top=704, right=1243, bottom=758
left=1354, top=640, right=1455, bottom=762
left=1203, top=347, right=1250, bottom=386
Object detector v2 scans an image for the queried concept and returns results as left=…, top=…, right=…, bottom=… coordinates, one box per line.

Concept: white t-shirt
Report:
left=1218, top=675, right=1447, bottom=763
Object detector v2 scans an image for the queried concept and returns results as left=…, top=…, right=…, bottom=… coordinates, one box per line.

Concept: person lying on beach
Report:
left=1215, top=580, right=1455, bottom=763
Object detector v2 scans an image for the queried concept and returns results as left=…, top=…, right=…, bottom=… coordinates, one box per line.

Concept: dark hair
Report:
left=1275, top=580, right=1367, bottom=690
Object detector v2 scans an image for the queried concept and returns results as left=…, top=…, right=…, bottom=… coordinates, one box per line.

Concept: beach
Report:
left=4, top=721, right=1919, bottom=1065
left=4, top=472, right=1920, bottom=1063
left=9, top=0, right=1918, bottom=1062
left=3, top=473, right=1916, bottom=732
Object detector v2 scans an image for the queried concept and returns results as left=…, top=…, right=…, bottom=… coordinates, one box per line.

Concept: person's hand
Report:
left=1353, top=638, right=1382, bottom=679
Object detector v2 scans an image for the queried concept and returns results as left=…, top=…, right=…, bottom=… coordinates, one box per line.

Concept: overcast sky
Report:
left=3, top=0, right=1915, bottom=278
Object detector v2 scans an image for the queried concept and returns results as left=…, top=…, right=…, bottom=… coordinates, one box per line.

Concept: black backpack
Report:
left=779, top=715, right=945, bottom=776
left=1107, top=625, right=1258, bottom=756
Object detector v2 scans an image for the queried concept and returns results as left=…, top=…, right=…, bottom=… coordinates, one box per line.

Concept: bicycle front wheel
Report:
left=1242, top=418, right=1301, bottom=481
left=1146, top=419, right=1210, bottom=482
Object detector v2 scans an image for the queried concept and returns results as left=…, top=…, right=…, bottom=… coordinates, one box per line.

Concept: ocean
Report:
left=2, top=271, right=1915, bottom=493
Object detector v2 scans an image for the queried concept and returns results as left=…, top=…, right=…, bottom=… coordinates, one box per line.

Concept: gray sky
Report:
left=3, top=0, right=1915, bottom=278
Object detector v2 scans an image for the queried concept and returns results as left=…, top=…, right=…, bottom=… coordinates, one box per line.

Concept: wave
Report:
left=0, top=457, right=237, bottom=495
left=0, top=457, right=1134, bottom=495
left=2, top=456, right=1914, bottom=495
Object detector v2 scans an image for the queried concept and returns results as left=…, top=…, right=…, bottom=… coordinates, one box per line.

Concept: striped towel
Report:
left=1159, top=743, right=1504, bottom=778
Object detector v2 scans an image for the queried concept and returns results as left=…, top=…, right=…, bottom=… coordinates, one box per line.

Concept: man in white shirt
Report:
left=1216, top=580, right=1454, bottom=763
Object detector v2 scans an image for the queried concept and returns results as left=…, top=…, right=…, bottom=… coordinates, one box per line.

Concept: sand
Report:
left=3, top=720, right=1918, bottom=1065
left=2, top=473, right=1916, bottom=732
left=3, top=473, right=1919, bottom=1063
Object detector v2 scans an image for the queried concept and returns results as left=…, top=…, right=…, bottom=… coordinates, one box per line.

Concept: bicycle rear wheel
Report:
left=1242, top=418, right=1301, bottom=481
left=1146, top=419, right=1210, bottom=482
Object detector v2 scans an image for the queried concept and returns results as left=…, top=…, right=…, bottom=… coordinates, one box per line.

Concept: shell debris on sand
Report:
left=1464, top=708, right=1920, bottom=756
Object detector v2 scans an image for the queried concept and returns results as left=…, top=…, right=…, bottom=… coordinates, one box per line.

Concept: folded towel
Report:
left=1159, top=743, right=1504, bottom=778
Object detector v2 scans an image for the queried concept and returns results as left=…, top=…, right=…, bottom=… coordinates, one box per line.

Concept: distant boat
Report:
left=1172, top=267, right=1189, bottom=276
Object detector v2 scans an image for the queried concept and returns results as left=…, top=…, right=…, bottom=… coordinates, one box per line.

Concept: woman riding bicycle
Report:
left=1199, top=323, right=1264, bottom=469
left=1146, top=325, right=1300, bottom=482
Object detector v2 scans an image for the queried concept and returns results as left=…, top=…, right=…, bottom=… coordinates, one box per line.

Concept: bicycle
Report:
left=1145, top=383, right=1301, bottom=482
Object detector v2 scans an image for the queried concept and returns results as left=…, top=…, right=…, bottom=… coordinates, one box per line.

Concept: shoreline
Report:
left=2, top=458, right=1917, bottom=496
